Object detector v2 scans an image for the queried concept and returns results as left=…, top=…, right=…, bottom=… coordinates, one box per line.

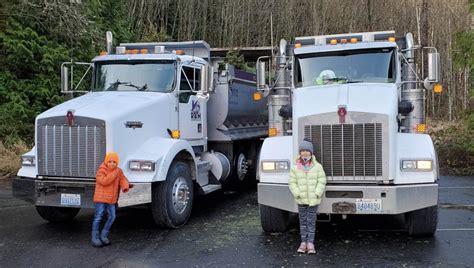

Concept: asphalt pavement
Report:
left=0, top=176, right=473, bottom=267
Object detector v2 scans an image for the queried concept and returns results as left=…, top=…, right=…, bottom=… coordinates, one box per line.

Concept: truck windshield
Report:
left=295, top=48, right=395, bottom=87
left=93, top=60, right=176, bottom=92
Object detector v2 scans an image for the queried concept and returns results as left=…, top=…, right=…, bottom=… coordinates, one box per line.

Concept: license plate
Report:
left=61, top=194, right=81, bottom=206
left=356, top=199, right=382, bottom=212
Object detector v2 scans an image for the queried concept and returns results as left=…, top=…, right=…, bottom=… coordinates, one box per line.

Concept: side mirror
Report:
left=427, top=52, right=440, bottom=82
left=200, top=66, right=213, bottom=93
left=257, top=61, right=266, bottom=90
left=61, top=64, right=70, bottom=92
left=198, top=66, right=212, bottom=102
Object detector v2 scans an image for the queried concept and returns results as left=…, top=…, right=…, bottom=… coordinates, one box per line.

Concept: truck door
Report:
left=178, top=65, right=206, bottom=141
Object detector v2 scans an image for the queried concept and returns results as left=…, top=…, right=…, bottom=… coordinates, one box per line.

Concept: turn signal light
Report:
left=433, top=84, right=443, bottom=93
left=171, top=130, right=180, bottom=139
left=416, top=124, right=426, bottom=133
left=253, top=92, right=263, bottom=101
left=268, top=128, right=277, bottom=137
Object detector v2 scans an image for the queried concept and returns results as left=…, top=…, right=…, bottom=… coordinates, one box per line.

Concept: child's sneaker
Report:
left=92, top=231, right=103, bottom=248
left=307, top=242, right=316, bottom=254
left=297, top=242, right=307, bottom=253
left=100, top=231, right=111, bottom=246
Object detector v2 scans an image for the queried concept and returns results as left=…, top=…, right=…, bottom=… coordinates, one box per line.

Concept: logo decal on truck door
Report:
left=191, top=100, right=201, bottom=121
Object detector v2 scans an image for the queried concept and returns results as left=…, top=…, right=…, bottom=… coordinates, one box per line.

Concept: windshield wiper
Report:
left=137, top=84, right=148, bottom=91
left=346, top=80, right=364, bottom=83
left=106, top=81, right=147, bottom=91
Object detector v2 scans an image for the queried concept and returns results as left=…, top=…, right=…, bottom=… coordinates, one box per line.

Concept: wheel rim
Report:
left=236, top=153, right=248, bottom=181
left=172, top=176, right=190, bottom=214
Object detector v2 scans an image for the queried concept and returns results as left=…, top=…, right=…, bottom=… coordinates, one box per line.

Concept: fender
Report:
left=258, top=135, right=293, bottom=184
left=395, top=133, right=438, bottom=184
left=123, top=137, right=197, bottom=183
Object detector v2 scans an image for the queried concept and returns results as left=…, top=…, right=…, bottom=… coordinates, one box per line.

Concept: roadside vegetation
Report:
left=0, top=0, right=472, bottom=177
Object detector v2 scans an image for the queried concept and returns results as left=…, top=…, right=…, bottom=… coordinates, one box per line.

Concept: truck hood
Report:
left=37, top=91, right=171, bottom=121
left=294, top=83, right=398, bottom=118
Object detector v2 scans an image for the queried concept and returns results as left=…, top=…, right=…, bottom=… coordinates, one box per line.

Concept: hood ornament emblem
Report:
left=66, top=110, right=74, bottom=127
left=338, top=106, right=347, bottom=124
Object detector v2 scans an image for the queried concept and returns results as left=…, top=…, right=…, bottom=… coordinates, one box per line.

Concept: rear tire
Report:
left=405, top=205, right=438, bottom=237
left=259, top=204, right=290, bottom=233
left=151, top=161, right=194, bottom=229
left=35, top=206, right=80, bottom=223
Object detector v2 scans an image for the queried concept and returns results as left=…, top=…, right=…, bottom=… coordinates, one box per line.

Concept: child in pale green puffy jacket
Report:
left=289, top=139, right=326, bottom=254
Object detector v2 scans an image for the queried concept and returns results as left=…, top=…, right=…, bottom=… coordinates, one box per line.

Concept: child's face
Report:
left=300, top=150, right=311, bottom=158
left=107, top=160, right=117, bottom=170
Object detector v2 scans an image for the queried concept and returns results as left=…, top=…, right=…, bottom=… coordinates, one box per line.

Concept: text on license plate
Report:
left=61, top=194, right=81, bottom=206
left=356, top=199, right=382, bottom=212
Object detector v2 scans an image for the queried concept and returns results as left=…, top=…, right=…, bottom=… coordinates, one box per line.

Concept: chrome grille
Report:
left=37, top=117, right=106, bottom=178
left=304, top=123, right=383, bottom=180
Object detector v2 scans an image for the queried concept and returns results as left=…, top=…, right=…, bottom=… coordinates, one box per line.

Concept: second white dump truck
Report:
left=13, top=33, right=267, bottom=228
left=256, top=31, right=441, bottom=236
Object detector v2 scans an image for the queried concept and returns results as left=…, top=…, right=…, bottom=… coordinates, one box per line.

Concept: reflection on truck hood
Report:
left=37, top=92, right=170, bottom=121
left=294, top=83, right=398, bottom=118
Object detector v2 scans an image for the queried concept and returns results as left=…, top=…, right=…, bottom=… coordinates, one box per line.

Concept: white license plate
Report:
left=61, top=194, right=81, bottom=206
left=356, top=199, right=382, bottom=212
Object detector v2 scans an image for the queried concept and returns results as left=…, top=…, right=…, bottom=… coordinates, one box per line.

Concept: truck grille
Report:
left=37, top=116, right=106, bottom=178
left=304, top=123, right=383, bottom=181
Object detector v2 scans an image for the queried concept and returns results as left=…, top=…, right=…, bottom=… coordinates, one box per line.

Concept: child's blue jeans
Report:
left=92, top=203, right=116, bottom=235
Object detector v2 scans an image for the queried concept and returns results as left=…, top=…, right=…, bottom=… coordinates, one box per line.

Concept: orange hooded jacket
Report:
left=93, top=152, right=130, bottom=204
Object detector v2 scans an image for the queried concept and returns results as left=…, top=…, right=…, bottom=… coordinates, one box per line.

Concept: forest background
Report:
left=0, top=0, right=472, bottom=177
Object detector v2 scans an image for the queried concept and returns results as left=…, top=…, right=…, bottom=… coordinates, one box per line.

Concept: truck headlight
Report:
left=261, top=160, right=289, bottom=172
left=129, top=160, right=155, bottom=172
left=401, top=160, right=432, bottom=171
left=21, top=155, right=36, bottom=166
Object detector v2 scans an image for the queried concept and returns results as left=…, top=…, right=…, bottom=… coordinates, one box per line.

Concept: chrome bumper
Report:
left=258, top=182, right=438, bottom=214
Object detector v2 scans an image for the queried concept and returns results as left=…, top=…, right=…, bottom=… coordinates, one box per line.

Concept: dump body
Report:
left=207, top=64, right=267, bottom=141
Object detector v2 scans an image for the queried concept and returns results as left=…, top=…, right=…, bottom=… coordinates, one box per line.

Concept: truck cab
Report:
left=13, top=35, right=267, bottom=228
left=257, top=31, right=440, bottom=236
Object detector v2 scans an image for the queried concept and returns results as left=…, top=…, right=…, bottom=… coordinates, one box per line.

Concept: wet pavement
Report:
left=0, top=176, right=473, bottom=267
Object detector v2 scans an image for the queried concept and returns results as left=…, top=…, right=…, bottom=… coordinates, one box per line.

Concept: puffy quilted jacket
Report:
left=288, top=156, right=327, bottom=206
left=93, top=153, right=130, bottom=204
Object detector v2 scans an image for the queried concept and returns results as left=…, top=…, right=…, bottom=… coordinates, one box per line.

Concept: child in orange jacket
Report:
left=91, top=152, right=132, bottom=247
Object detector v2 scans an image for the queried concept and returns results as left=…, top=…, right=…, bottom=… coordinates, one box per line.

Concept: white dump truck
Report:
left=256, top=31, right=441, bottom=236
left=13, top=32, right=267, bottom=228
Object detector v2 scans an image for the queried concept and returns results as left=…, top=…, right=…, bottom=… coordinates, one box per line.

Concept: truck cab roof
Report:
left=294, top=41, right=398, bottom=56
left=92, top=53, right=207, bottom=65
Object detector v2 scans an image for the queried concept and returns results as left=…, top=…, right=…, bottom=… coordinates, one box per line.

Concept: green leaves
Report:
left=0, top=20, right=70, bottom=145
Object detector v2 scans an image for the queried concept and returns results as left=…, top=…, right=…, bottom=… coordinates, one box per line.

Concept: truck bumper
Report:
left=258, top=182, right=438, bottom=214
left=12, top=177, right=152, bottom=208
left=12, top=176, right=96, bottom=208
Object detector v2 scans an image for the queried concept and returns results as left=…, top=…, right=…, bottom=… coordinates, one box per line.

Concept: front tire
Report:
left=151, top=161, right=194, bottom=229
left=405, top=205, right=438, bottom=237
left=35, top=206, right=80, bottom=223
left=259, top=204, right=290, bottom=233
